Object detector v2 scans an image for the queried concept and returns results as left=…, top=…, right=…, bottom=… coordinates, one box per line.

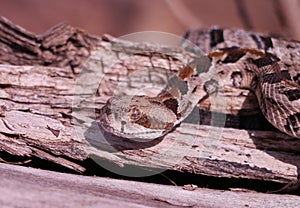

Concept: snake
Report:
left=98, top=28, right=300, bottom=140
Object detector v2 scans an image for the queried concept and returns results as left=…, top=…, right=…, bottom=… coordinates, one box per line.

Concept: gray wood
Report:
left=1, top=162, right=300, bottom=208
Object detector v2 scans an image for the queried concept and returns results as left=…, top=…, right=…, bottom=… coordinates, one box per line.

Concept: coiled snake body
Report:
left=99, top=28, right=300, bottom=140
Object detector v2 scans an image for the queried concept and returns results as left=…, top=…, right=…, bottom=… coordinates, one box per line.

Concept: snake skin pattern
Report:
left=99, top=28, right=300, bottom=140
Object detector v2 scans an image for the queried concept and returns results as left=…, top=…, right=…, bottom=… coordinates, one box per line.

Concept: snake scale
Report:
left=99, top=27, right=300, bottom=140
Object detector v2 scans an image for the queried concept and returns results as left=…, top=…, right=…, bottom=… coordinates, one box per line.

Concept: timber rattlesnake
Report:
left=98, top=28, right=300, bottom=140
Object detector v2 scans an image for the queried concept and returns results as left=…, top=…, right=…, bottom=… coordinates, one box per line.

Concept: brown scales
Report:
left=99, top=28, right=300, bottom=139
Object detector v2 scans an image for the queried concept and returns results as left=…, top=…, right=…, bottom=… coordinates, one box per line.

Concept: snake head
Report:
left=98, top=95, right=177, bottom=140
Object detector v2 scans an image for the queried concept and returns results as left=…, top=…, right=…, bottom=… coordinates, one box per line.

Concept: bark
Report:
left=0, top=16, right=300, bottom=193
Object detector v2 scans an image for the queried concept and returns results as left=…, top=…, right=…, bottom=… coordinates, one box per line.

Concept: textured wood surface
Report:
left=1, top=16, right=300, bottom=194
left=1, top=162, right=300, bottom=208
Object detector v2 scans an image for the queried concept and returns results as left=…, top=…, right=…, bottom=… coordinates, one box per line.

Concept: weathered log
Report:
left=0, top=16, right=101, bottom=72
left=1, top=162, right=300, bottom=208
left=1, top=16, right=300, bottom=193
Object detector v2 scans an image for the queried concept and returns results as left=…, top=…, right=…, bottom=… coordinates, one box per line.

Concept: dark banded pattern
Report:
left=282, top=89, right=300, bottom=101
left=210, top=29, right=224, bottom=47
left=99, top=27, right=300, bottom=140
left=221, top=47, right=246, bottom=63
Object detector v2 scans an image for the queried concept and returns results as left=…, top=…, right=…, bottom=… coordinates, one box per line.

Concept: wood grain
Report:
left=1, top=162, right=300, bottom=208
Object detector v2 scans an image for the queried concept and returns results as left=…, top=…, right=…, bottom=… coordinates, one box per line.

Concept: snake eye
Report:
left=129, top=106, right=141, bottom=121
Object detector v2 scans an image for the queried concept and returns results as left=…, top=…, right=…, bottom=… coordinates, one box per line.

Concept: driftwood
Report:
left=1, top=162, right=300, bottom=208
left=1, top=16, right=300, bottom=196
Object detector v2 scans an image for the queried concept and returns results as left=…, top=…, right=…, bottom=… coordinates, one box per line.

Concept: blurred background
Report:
left=0, top=0, right=300, bottom=39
